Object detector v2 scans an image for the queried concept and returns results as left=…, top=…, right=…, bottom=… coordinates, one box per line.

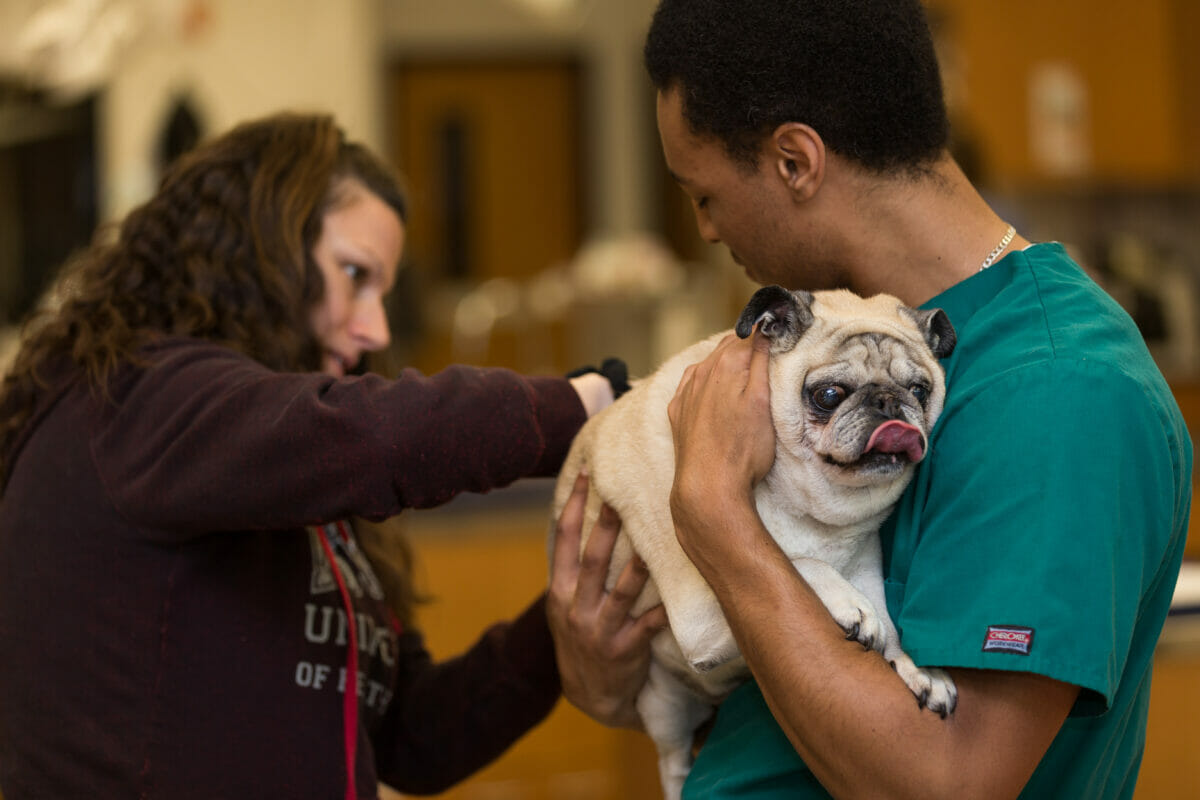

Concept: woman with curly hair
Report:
left=0, top=112, right=664, bottom=800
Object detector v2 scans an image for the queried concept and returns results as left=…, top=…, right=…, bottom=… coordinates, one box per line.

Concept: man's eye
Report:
left=696, top=196, right=709, bottom=210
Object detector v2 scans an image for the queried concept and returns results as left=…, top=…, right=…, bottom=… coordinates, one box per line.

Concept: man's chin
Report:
left=730, top=251, right=757, bottom=273
left=734, top=258, right=762, bottom=284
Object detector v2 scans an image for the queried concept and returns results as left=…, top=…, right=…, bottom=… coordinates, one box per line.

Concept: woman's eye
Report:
left=342, top=263, right=366, bottom=283
left=910, top=383, right=930, bottom=405
left=696, top=196, right=709, bottom=210
left=811, top=385, right=846, bottom=412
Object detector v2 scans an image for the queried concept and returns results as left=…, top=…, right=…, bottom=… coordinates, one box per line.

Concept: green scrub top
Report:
left=682, top=243, right=1193, bottom=799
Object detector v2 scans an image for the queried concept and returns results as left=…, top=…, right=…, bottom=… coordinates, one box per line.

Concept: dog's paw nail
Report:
left=689, top=656, right=725, bottom=674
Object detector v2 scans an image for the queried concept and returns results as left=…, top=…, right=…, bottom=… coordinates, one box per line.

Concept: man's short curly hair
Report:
left=644, top=0, right=949, bottom=174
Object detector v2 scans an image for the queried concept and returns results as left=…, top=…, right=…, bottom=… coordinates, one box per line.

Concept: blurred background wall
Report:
left=1, top=2, right=1198, bottom=799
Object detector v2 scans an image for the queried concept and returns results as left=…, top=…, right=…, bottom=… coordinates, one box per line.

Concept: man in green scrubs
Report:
left=675, top=242, right=1190, bottom=797
left=624, top=0, right=1192, bottom=796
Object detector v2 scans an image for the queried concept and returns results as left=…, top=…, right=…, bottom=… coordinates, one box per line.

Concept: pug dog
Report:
left=550, top=285, right=959, bottom=800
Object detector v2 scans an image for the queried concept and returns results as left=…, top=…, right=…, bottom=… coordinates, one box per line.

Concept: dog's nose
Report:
left=865, top=385, right=904, bottom=419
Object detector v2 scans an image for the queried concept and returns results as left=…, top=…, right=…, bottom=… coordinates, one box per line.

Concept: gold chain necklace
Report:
left=979, top=224, right=1017, bottom=272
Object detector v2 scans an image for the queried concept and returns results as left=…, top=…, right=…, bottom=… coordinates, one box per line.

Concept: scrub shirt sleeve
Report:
left=892, top=359, right=1181, bottom=713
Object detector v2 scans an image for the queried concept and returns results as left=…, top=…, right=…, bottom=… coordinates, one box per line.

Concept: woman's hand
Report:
left=546, top=473, right=668, bottom=729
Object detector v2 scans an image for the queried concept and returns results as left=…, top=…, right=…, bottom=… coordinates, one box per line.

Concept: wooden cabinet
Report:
left=385, top=60, right=585, bottom=376
left=1137, top=385, right=1200, bottom=797
left=1170, top=382, right=1200, bottom=561
left=927, top=0, right=1200, bottom=186
left=1136, top=632, right=1200, bottom=799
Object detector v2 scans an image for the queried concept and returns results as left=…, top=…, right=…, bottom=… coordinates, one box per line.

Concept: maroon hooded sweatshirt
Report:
left=0, top=337, right=586, bottom=799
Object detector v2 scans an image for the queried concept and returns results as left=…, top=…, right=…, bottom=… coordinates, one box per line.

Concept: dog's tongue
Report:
left=866, top=420, right=925, bottom=462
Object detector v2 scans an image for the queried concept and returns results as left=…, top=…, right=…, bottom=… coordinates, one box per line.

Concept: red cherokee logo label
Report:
left=982, top=625, right=1034, bottom=655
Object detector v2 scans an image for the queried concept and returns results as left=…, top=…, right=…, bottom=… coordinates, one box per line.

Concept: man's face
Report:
left=656, top=87, right=796, bottom=286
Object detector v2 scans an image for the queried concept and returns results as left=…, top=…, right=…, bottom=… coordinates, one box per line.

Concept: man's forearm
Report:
left=679, top=502, right=1072, bottom=800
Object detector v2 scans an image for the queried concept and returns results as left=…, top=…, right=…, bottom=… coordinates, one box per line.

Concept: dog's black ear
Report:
left=735, top=285, right=815, bottom=352
left=903, top=307, right=957, bottom=359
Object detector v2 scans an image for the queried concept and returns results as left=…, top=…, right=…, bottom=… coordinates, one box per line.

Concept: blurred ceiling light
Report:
left=1, top=0, right=192, bottom=101
left=508, top=0, right=581, bottom=18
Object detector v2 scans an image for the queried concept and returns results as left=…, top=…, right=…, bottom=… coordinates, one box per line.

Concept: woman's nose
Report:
left=352, top=298, right=391, bottom=351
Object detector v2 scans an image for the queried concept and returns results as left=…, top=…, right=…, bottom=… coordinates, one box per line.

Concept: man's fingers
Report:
left=606, top=557, right=668, bottom=650
left=576, top=502, right=621, bottom=609
left=553, top=484, right=662, bottom=646
left=669, top=362, right=700, bottom=428
left=550, top=472, right=588, bottom=589
left=619, top=558, right=670, bottom=640
left=712, top=330, right=739, bottom=351
left=608, top=554, right=651, bottom=615
left=747, top=326, right=772, bottom=397
left=750, top=323, right=772, bottom=353
left=635, top=604, right=670, bottom=639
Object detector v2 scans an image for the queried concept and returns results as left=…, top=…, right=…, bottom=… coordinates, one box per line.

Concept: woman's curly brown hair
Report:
left=0, top=112, right=406, bottom=490
left=0, top=111, right=426, bottom=624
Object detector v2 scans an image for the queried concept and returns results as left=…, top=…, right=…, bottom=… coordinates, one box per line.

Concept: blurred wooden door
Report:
left=382, top=59, right=663, bottom=800
left=387, top=60, right=585, bottom=373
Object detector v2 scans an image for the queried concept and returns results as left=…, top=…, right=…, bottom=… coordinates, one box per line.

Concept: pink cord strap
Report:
left=316, top=523, right=360, bottom=800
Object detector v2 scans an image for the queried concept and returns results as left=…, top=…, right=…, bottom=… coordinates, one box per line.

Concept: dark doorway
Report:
left=0, top=90, right=98, bottom=324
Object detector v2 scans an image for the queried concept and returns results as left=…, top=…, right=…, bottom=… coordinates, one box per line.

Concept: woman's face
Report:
left=309, top=179, right=405, bottom=377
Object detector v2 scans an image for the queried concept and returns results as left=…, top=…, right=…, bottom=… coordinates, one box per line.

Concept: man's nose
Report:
left=693, top=205, right=720, bottom=244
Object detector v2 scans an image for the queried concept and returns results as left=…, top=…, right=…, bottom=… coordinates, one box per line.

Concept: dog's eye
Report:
left=910, top=383, right=930, bottom=406
left=811, top=385, right=846, bottom=412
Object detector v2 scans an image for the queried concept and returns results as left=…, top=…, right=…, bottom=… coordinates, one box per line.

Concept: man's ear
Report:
left=770, top=123, right=824, bottom=202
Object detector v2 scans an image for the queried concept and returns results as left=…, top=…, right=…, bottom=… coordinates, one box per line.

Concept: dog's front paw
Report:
left=795, top=560, right=888, bottom=654
left=889, top=654, right=958, bottom=718
left=837, top=607, right=887, bottom=653
left=823, top=588, right=888, bottom=654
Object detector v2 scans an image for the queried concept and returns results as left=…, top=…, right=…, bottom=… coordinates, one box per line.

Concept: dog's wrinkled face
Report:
left=736, top=285, right=956, bottom=490
left=801, top=331, right=938, bottom=484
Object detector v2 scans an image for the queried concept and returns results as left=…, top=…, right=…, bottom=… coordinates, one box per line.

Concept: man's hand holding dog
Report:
left=547, top=473, right=669, bottom=729
left=668, top=329, right=775, bottom=580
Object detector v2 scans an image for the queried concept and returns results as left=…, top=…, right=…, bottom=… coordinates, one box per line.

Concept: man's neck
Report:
left=826, top=154, right=1028, bottom=307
